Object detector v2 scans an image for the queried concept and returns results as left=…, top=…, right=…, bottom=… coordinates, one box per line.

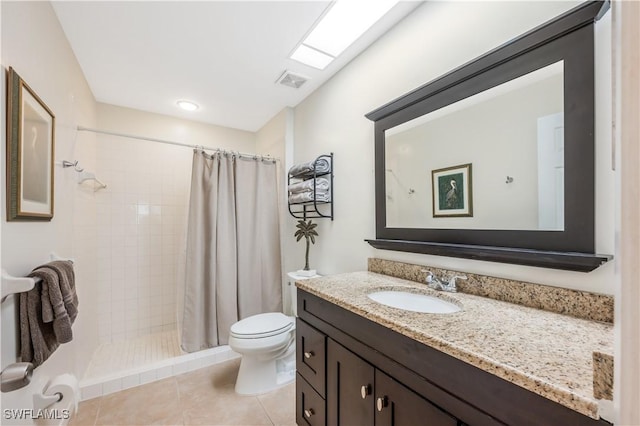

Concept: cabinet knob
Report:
left=304, top=351, right=315, bottom=359
left=376, top=396, right=388, bottom=412
left=360, top=384, right=371, bottom=399
left=304, top=408, right=315, bottom=418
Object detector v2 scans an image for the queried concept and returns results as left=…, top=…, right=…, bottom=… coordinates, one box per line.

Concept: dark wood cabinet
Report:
left=297, top=372, right=326, bottom=426
left=327, top=337, right=457, bottom=426
left=296, top=318, right=326, bottom=397
left=327, top=338, right=375, bottom=425
left=375, top=369, right=457, bottom=426
left=297, top=289, right=609, bottom=426
left=296, top=319, right=328, bottom=426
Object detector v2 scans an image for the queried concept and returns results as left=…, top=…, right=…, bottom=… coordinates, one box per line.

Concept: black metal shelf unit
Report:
left=288, top=153, right=333, bottom=220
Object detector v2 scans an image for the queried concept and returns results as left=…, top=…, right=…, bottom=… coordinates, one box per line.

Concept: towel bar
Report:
left=1, top=253, right=74, bottom=302
left=1, top=362, right=34, bottom=393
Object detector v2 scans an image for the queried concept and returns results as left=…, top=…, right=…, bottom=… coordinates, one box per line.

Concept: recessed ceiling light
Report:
left=176, top=100, right=199, bottom=111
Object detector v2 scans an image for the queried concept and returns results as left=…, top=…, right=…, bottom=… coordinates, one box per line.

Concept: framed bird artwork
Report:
left=431, top=163, right=472, bottom=218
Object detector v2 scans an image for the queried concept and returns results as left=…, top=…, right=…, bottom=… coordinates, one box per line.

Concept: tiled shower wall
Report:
left=95, top=135, right=192, bottom=343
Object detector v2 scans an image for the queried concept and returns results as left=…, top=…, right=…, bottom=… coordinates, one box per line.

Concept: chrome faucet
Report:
left=422, top=270, right=467, bottom=293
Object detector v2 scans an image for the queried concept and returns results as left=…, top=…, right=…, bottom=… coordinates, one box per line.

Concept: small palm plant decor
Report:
left=295, top=219, right=318, bottom=271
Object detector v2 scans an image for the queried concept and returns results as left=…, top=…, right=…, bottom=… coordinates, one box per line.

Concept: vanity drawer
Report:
left=296, top=318, right=326, bottom=397
left=297, top=373, right=326, bottom=426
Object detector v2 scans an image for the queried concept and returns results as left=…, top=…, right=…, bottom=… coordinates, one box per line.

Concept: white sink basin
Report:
left=367, top=291, right=461, bottom=314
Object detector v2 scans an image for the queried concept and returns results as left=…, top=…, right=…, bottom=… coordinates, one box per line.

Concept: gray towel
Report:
left=48, top=261, right=78, bottom=322
left=20, top=261, right=78, bottom=367
left=20, top=283, right=59, bottom=368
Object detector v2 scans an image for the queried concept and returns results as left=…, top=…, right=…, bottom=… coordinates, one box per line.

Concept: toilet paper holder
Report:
left=2, top=363, right=68, bottom=409
left=33, top=391, right=63, bottom=411
left=33, top=373, right=79, bottom=414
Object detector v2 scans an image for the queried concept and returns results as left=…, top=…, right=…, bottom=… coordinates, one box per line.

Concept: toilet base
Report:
left=234, top=349, right=295, bottom=395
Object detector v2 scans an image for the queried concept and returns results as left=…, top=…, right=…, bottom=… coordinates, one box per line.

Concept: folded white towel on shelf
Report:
left=288, top=191, right=331, bottom=204
left=288, top=157, right=331, bottom=177
left=288, top=178, right=331, bottom=194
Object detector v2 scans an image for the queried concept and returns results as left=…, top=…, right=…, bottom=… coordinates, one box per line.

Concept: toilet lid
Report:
left=230, top=312, right=294, bottom=339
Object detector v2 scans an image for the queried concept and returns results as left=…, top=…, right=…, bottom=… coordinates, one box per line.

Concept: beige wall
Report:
left=291, top=1, right=615, bottom=295
left=255, top=108, right=299, bottom=313
left=614, top=0, right=640, bottom=423
left=1, top=1, right=99, bottom=421
left=96, top=103, right=255, bottom=152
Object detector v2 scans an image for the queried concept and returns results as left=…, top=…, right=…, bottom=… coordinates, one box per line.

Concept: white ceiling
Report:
left=52, top=1, right=421, bottom=132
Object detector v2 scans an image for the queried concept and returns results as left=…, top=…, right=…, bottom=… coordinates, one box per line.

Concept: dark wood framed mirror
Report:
left=365, top=1, right=611, bottom=272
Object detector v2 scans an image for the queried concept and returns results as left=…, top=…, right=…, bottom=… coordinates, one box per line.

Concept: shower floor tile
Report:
left=70, top=358, right=296, bottom=426
left=84, top=330, right=182, bottom=380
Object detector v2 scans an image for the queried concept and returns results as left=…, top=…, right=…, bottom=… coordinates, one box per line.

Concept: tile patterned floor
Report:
left=70, top=359, right=296, bottom=426
left=84, top=331, right=183, bottom=380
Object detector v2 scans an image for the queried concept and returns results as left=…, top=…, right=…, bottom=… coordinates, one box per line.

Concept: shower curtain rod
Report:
left=77, top=126, right=279, bottom=162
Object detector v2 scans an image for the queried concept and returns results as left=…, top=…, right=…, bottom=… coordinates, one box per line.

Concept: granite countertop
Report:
left=296, top=271, right=614, bottom=420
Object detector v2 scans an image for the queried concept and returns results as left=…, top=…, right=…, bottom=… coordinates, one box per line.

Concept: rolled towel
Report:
left=288, top=157, right=331, bottom=177
left=288, top=191, right=331, bottom=204
left=288, top=178, right=330, bottom=194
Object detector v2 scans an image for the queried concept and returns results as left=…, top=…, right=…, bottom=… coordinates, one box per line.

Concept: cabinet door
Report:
left=297, top=319, right=326, bottom=396
left=327, top=338, right=375, bottom=426
left=375, top=370, right=458, bottom=426
left=297, top=373, right=326, bottom=426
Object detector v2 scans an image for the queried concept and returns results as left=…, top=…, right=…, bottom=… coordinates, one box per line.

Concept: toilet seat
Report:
left=230, top=312, right=294, bottom=339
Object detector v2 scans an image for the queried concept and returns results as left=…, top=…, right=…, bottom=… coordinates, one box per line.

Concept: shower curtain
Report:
left=180, top=150, right=282, bottom=352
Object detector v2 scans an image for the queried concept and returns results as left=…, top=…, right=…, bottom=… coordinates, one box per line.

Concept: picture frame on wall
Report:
left=431, top=163, right=472, bottom=218
left=6, top=67, right=55, bottom=221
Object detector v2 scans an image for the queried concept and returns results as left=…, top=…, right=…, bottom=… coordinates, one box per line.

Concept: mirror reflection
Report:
left=385, top=61, right=564, bottom=231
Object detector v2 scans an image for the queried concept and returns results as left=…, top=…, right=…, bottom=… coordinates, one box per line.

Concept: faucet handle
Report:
left=421, top=269, right=435, bottom=283
left=448, top=275, right=467, bottom=289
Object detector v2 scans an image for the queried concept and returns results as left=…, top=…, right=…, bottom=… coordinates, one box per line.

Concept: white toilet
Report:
left=229, top=272, right=319, bottom=395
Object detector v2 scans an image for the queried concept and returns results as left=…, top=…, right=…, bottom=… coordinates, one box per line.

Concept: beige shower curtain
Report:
left=181, top=150, right=282, bottom=352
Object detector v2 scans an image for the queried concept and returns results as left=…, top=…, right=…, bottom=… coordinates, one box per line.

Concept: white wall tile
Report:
left=112, top=328, right=125, bottom=339
left=201, top=353, right=219, bottom=367
left=156, top=366, right=173, bottom=380
left=81, top=384, right=103, bottom=401
left=95, top=137, right=188, bottom=342
left=139, top=369, right=157, bottom=385
left=121, top=374, right=140, bottom=390
left=102, top=378, right=123, bottom=395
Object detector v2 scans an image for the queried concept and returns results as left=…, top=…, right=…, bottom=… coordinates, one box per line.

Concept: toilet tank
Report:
left=286, top=271, right=320, bottom=316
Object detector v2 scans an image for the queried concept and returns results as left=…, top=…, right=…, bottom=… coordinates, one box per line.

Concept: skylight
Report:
left=291, top=45, right=334, bottom=70
left=291, top=0, right=399, bottom=70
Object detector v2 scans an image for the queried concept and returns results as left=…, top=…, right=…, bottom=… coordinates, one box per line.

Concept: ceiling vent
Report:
left=276, top=70, right=309, bottom=89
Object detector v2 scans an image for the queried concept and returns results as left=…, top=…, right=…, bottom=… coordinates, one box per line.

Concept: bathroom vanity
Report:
left=295, top=272, right=612, bottom=426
